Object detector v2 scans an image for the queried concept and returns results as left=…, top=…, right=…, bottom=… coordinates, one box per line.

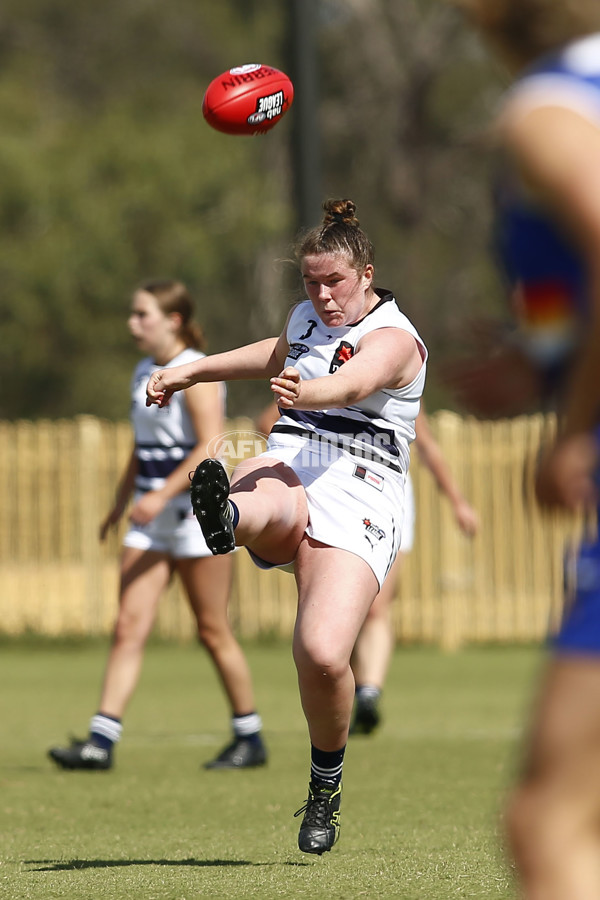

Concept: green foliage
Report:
left=316, top=2, right=508, bottom=409
left=1, top=641, right=539, bottom=898
left=0, top=0, right=504, bottom=419
left=0, top=0, right=293, bottom=419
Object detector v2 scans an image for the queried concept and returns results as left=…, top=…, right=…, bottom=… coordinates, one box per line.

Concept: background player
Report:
left=49, top=279, right=266, bottom=772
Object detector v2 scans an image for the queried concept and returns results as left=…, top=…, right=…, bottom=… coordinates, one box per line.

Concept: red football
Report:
left=202, top=64, right=294, bottom=136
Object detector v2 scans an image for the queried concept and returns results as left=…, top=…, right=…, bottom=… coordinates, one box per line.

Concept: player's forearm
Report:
left=292, top=367, right=385, bottom=410
left=421, top=446, right=464, bottom=507
left=560, top=316, right=600, bottom=437
left=290, top=381, right=354, bottom=410
left=192, top=338, right=282, bottom=383
left=414, top=433, right=459, bottom=500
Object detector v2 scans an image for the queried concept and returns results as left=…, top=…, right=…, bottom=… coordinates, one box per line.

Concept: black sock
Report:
left=310, top=743, right=345, bottom=788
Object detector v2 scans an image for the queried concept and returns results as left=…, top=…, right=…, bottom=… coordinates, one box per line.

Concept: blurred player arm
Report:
left=147, top=327, right=291, bottom=409
left=440, top=315, right=542, bottom=419
left=503, top=104, right=600, bottom=507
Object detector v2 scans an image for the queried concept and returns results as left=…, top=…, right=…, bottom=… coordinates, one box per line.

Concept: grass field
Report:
left=0, top=638, right=545, bottom=899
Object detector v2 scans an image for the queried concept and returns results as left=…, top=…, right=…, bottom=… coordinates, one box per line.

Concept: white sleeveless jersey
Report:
left=272, top=289, right=427, bottom=474
left=130, top=348, right=222, bottom=494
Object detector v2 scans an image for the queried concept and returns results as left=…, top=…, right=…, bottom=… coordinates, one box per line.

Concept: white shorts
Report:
left=123, top=491, right=212, bottom=559
left=256, top=433, right=407, bottom=588
left=399, top=473, right=415, bottom=553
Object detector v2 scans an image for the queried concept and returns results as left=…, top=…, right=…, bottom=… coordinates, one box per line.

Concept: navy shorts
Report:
left=554, top=536, right=600, bottom=655
left=554, top=429, right=600, bottom=654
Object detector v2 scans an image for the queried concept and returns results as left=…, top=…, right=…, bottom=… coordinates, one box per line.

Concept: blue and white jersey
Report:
left=130, top=348, right=222, bottom=495
left=272, top=289, right=427, bottom=474
left=503, top=32, right=600, bottom=124
left=494, top=33, right=600, bottom=377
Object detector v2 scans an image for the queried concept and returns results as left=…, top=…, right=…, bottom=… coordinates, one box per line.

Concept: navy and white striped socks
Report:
left=310, top=743, right=346, bottom=788
left=90, top=713, right=122, bottom=751
left=233, top=712, right=262, bottom=744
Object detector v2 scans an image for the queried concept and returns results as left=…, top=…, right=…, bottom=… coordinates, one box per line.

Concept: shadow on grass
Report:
left=26, top=859, right=252, bottom=871
left=26, top=858, right=311, bottom=871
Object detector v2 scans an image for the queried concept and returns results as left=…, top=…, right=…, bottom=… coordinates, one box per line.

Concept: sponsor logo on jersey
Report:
left=353, top=464, right=384, bottom=491
left=330, top=340, right=354, bottom=373
left=288, top=342, right=310, bottom=360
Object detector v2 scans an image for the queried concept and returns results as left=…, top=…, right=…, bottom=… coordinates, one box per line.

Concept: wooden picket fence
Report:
left=0, top=413, right=588, bottom=648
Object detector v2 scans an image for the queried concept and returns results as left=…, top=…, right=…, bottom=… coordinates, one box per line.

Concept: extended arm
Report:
left=146, top=333, right=289, bottom=408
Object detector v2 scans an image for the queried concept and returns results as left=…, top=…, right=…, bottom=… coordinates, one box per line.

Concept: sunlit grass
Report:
left=0, top=640, right=543, bottom=899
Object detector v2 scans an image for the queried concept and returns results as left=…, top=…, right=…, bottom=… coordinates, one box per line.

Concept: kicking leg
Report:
left=191, top=456, right=308, bottom=565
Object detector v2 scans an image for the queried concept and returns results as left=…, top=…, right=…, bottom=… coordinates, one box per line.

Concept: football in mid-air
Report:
left=202, top=64, right=294, bottom=136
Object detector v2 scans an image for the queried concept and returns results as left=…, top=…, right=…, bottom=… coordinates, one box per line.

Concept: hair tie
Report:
left=331, top=212, right=345, bottom=225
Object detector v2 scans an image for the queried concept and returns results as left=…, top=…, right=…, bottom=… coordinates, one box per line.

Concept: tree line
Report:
left=0, top=0, right=505, bottom=420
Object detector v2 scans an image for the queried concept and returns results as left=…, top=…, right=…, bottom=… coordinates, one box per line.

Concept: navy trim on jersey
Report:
left=137, top=458, right=185, bottom=480
left=135, top=442, right=196, bottom=450
left=271, top=422, right=402, bottom=473
left=275, top=409, right=399, bottom=456
left=135, top=441, right=195, bottom=481
left=346, top=288, right=394, bottom=327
